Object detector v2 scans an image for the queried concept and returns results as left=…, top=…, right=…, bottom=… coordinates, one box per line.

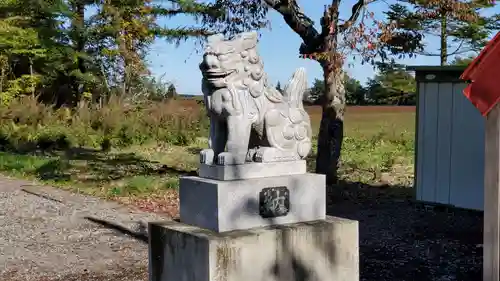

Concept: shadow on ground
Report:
left=186, top=147, right=202, bottom=155
left=23, top=147, right=197, bottom=184
left=326, top=181, right=483, bottom=281
left=84, top=216, right=149, bottom=244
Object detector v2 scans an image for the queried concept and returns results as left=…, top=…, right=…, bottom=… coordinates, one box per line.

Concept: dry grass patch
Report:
left=0, top=98, right=416, bottom=215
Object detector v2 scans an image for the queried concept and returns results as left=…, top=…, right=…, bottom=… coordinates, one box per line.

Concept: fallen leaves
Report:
left=115, top=190, right=179, bottom=218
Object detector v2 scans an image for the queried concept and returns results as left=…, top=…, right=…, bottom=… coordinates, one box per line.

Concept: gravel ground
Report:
left=0, top=177, right=164, bottom=281
left=327, top=184, right=483, bottom=281
left=0, top=177, right=483, bottom=281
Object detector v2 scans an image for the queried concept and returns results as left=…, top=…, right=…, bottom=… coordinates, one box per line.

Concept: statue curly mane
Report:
left=200, top=32, right=285, bottom=117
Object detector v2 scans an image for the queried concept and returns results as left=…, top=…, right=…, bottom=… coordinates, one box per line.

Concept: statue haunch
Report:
left=199, top=31, right=312, bottom=166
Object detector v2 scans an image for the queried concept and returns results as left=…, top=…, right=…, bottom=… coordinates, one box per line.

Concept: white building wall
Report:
left=416, top=81, right=485, bottom=211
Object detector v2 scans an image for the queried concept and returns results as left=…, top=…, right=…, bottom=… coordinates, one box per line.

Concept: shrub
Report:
left=0, top=95, right=208, bottom=152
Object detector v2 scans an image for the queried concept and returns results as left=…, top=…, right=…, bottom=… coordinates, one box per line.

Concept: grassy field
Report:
left=0, top=98, right=415, bottom=215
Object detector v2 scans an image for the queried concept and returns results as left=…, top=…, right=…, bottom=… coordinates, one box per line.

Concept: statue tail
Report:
left=283, top=67, right=307, bottom=109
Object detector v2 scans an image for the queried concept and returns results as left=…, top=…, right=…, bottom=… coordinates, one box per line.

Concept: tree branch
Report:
left=338, top=0, right=373, bottom=32
left=320, top=0, right=340, bottom=38
left=417, top=46, right=474, bottom=57
left=152, top=2, right=221, bottom=18
left=263, top=0, right=375, bottom=58
left=448, top=39, right=465, bottom=56
left=262, top=0, right=319, bottom=47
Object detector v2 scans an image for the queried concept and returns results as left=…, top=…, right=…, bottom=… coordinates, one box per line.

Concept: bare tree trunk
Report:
left=70, top=0, right=86, bottom=105
left=313, top=2, right=345, bottom=184
left=29, top=58, right=34, bottom=96
left=440, top=13, right=447, bottom=65
left=263, top=0, right=367, bottom=184
left=316, top=65, right=345, bottom=184
left=0, top=67, right=4, bottom=94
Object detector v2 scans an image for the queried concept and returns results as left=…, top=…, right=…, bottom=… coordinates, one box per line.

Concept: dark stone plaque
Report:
left=259, top=186, right=290, bottom=218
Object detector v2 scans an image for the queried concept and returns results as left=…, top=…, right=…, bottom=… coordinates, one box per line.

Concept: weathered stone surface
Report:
left=148, top=217, right=359, bottom=281
left=198, top=160, right=307, bottom=180
left=199, top=31, right=313, bottom=165
left=179, top=173, right=325, bottom=232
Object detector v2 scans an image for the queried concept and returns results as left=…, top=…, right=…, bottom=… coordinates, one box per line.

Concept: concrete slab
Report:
left=198, top=160, right=307, bottom=180
left=148, top=216, right=359, bottom=281
left=179, top=173, right=326, bottom=232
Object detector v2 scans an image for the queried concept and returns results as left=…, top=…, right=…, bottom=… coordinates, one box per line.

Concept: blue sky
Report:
left=146, top=0, right=499, bottom=95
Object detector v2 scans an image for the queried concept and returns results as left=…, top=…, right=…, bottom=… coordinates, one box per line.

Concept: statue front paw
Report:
left=254, top=147, right=273, bottom=163
left=200, top=149, right=214, bottom=165
left=254, top=147, right=300, bottom=163
left=246, top=148, right=258, bottom=162
left=217, top=152, right=235, bottom=165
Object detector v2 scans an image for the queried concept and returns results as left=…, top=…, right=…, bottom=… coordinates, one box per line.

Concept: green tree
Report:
left=344, top=74, right=365, bottom=105
left=0, top=0, right=269, bottom=106
left=308, top=75, right=365, bottom=105
left=166, top=83, right=177, bottom=99
left=451, top=55, right=476, bottom=66
left=367, top=64, right=416, bottom=105
left=0, top=0, right=55, bottom=103
left=366, top=80, right=386, bottom=105
left=87, top=0, right=157, bottom=102
left=307, top=78, right=325, bottom=104
left=385, top=0, right=500, bottom=65
left=0, top=0, right=106, bottom=105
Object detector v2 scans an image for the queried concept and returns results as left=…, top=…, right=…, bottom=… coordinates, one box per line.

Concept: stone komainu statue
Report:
left=199, top=31, right=312, bottom=165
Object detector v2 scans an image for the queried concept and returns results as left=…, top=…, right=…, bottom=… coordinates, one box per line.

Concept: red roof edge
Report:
left=460, top=31, right=500, bottom=81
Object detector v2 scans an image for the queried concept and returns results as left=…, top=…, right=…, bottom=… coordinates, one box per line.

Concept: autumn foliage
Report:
left=299, top=11, right=396, bottom=67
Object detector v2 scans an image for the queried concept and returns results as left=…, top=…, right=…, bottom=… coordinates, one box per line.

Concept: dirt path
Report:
left=0, top=177, right=165, bottom=281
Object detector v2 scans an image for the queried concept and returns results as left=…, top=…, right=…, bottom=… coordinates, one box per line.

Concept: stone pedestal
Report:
left=148, top=161, right=360, bottom=281
left=147, top=165, right=360, bottom=281
left=198, top=160, right=307, bottom=180
left=147, top=30, right=360, bottom=281
left=179, top=173, right=326, bottom=232
left=148, top=216, right=359, bottom=281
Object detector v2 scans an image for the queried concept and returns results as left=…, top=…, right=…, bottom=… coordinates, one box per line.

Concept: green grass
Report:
left=0, top=106, right=416, bottom=205
left=340, top=131, right=414, bottom=186
left=0, top=149, right=185, bottom=198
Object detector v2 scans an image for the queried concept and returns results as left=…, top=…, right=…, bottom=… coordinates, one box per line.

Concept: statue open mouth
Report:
left=203, top=69, right=235, bottom=81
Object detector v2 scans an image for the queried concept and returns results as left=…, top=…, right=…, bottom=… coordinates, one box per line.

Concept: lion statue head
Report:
left=199, top=32, right=271, bottom=99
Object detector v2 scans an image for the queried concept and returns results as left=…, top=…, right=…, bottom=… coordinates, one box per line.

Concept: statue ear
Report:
left=239, top=31, right=258, bottom=40
left=207, top=34, right=224, bottom=47
left=238, top=32, right=258, bottom=50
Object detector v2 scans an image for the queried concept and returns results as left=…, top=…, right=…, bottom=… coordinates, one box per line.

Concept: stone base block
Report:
left=148, top=217, right=359, bottom=281
left=198, top=160, right=307, bottom=180
left=179, top=173, right=325, bottom=232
